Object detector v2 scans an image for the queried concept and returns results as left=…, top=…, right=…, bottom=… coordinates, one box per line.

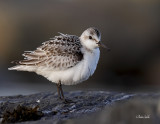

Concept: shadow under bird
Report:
left=8, top=27, right=110, bottom=102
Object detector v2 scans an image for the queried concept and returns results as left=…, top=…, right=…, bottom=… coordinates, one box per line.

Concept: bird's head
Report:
left=80, top=27, right=110, bottom=51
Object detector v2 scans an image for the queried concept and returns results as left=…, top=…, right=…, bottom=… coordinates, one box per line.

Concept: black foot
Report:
left=63, top=98, right=75, bottom=104
left=57, top=97, right=62, bottom=100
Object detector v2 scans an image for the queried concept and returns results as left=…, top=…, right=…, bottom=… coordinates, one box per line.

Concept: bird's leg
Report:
left=58, top=81, right=74, bottom=103
left=57, top=81, right=66, bottom=102
left=59, top=82, right=75, bottom=103
left=56, top=83, right=62, bottom=99
left=59, top=82, right=65, bottom=101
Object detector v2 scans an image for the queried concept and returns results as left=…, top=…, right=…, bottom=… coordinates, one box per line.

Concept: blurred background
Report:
left=0, top=0, right=160, bottom=96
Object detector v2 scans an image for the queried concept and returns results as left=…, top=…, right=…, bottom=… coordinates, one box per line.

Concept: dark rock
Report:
left=1, top=105, right=43, bottom=123
left=0, top=91, right=160, bottom=124
left=62, top=97, right=160, bottom=124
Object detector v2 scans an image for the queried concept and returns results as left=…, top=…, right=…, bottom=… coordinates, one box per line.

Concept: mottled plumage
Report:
left=17, top=33, right=83, bottom=70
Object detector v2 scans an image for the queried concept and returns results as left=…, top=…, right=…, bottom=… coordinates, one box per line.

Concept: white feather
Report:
left=35, top=48, right=100, bottom=85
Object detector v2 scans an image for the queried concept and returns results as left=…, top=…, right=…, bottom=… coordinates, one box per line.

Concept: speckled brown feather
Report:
left=17, top=33, right=83, bottom=70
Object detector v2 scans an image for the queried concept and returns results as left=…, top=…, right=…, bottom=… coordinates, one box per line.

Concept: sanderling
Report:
left=9, top=27, right=109, bottom=102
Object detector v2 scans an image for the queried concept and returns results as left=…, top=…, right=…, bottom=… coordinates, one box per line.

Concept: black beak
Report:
left=97, top=41, right=111, bottom=51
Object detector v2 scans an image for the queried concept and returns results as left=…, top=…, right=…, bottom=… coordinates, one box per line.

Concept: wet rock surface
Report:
left=0, top=91, right=160, bottom=124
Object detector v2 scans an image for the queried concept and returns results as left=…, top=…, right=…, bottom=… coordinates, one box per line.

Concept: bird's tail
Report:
left=8, top=59, right=37, bottom=72
left=8, top=65, right=36, bottom=72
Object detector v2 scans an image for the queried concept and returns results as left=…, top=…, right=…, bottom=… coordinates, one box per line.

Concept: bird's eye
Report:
left=89, top=36, right=92, bottom=39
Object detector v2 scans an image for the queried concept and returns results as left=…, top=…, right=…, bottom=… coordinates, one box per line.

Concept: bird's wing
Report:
left=16, top=33, right=83, bottom=71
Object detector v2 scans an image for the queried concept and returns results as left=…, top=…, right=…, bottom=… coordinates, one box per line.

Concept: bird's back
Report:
left=9, top=33, right=83, bottom=72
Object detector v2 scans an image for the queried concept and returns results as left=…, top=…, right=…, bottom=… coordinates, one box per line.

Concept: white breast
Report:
left=36, top=48, right=100, bottom=85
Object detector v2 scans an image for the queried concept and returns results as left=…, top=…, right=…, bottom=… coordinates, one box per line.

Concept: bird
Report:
left=8, top=27, right=109, bottom=102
